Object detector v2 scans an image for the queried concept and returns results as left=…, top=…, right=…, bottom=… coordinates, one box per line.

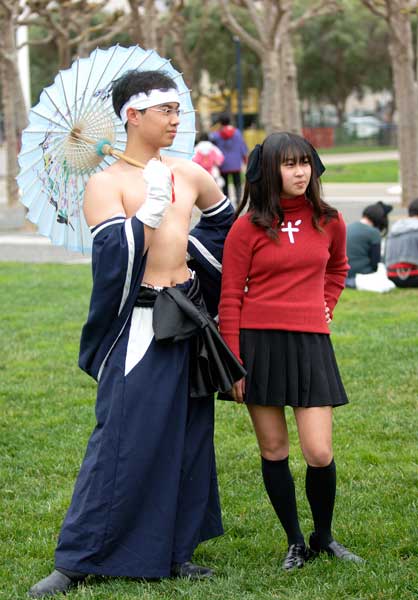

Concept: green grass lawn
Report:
left=1, top=263, right=417, bottom=600
left=322, top=161, right=399, bottom=183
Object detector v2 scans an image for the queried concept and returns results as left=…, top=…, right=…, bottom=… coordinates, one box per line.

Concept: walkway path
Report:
left=322, top=150, right=398, bottom=164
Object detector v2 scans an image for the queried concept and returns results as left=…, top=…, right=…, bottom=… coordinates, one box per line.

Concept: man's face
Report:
left=132, top=102, right=180, bottom=148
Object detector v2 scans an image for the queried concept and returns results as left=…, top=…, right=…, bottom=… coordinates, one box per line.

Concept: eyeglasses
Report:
left=148, top=106, right=182, bottom=117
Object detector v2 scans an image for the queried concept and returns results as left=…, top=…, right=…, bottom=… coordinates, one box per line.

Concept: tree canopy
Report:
left=296, top=0, right=391, bottom=123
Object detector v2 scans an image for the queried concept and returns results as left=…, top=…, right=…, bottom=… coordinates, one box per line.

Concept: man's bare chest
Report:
left=120, top=172, right=195, bottom=221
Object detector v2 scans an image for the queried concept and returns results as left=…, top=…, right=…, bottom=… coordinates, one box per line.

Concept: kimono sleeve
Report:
left=79, top=214, right=146, bottom=379
left=188, top=196, right=234, bottom=316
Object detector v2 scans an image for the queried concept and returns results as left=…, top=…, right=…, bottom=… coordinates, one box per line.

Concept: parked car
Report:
left=343, top=115, right=384, bottom=138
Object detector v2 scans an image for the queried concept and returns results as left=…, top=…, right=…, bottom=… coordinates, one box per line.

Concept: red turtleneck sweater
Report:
left=219, top=195, right=349, bottom=360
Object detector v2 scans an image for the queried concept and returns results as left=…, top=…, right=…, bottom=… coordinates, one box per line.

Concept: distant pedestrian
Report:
left=385, top=198, right=418, bottom=287
left=192, top=133, right=225, bottom=188
left=211, top=114, right=247, bottom=203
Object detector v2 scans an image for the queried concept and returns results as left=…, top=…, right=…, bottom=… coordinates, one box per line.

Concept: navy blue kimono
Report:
left=54, top=197, right=234, bottom=578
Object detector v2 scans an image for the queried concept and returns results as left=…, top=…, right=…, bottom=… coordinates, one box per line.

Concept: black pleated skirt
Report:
left=240, top=329, right=348, bottom=408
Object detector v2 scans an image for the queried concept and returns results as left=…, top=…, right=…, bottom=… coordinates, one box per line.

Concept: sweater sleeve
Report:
left=219, top=217, right=254, bottom=360
left=324, top=213, right=349, bottom=316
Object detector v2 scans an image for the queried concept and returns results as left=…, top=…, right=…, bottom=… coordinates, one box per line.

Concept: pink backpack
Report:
left=193, top=142, right=224, bottom=173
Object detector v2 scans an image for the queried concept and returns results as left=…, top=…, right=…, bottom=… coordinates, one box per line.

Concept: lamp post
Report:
left=233, top=35, right=244, bottom=131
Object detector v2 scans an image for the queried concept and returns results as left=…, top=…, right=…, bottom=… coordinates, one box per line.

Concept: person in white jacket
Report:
left=385, top=198, right=418, bottom=287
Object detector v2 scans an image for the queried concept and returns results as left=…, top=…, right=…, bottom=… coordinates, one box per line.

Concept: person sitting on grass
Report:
left=345, top=201, right=392, bottom=289
left=385, top=197, right=418, bottom=287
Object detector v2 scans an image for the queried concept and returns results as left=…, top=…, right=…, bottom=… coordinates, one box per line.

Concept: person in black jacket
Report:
left=345, top=201, right=392, bottom=288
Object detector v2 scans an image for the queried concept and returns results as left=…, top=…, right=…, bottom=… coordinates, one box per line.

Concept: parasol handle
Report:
left=70, top=128, right=145, bottom=169
left=100, top=144, right=145, bottom=169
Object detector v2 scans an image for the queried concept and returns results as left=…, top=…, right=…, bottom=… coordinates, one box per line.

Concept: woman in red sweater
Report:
left=219, top=132, right=363, bottom=571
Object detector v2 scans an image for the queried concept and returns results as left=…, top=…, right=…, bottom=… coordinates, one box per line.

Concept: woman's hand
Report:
left=324, top=301, right=332, bottom=324
left=231, top=378, right=246, bottom=404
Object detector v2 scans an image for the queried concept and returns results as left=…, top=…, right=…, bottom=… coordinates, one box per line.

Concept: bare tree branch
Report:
left=240, top=0, right=264, bottom=39
left=360, top=0, right=388, bottom=19
left=267, top=1, right=285, bottom=47
left=0, top=0, right=15, bottom=14
left=289, top=0, right=342, bottom=32
left=219, top=0, right=264, bottom=55
left=16, top=32, right=54, bottom=48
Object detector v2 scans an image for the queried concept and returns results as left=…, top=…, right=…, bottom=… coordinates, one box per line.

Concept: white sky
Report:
left=106, top=0, right=129, bottom=7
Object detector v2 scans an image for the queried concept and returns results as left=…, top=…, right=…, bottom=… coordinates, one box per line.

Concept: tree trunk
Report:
left=127, top=0, right=145, bottom=46
left=11, top=58, right=28, bottom=132
left=336, top=102, right=345, bottom=126
left=220, top=0, right=340, bottom=136
left=143, top=0, right=158, bottom=50
left=1, top=66, right=19, bottom=206
left=57, top=35, right=71, bottom=69
left=280, top=27, right=302, bottom=133
left=169, top=27, right=196, bottom=92
left=127, top=0, right=160, bottom=50
left=387, top=7, right=418, bottom=206
left=261, top=50, right=283, bottom=134
left=0, top=14, right=19, bottom=206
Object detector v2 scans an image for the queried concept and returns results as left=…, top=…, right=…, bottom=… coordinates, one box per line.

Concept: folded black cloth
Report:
left=134, top=286, right=159, bottom=308
left=136, top=277, right=246, bottom=398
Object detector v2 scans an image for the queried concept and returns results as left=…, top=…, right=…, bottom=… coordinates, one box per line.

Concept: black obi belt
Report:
left=135, top=276, right=245, bottom=398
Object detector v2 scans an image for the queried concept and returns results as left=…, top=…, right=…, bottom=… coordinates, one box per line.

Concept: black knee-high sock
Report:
left=261, top=456, right=304, bottom=546
left=305, top=459, right=336, bottom=547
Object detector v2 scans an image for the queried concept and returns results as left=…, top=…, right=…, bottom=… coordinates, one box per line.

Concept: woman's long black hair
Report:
left=236, top=131, right=338, bottom=237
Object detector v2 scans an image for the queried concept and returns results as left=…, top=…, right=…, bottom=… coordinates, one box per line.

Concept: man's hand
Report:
left=136, top=159, right=172, bottom=229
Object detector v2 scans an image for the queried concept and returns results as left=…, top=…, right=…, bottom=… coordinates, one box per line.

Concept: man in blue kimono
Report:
left=29, top=69, right=235, bottom=598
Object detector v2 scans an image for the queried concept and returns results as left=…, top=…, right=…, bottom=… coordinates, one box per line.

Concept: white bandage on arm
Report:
left=136, top=159, right=172, bottom=229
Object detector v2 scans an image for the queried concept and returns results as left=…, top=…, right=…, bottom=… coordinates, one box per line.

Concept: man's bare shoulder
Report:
left=167, top=156, right=207, bottom=179
left=166, top=157, right=224, bottom=210
left=86, top=161, right=126, bottom=187
left=83, top=164, right=126, bottom=227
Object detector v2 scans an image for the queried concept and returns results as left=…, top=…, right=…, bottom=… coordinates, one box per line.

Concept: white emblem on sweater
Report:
left=281, top=219, right=302, bottom=244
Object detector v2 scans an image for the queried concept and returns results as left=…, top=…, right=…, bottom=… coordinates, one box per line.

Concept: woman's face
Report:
left=280, top=155, right=312, bottom=198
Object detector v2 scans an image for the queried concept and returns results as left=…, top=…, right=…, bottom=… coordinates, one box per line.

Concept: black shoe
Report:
left=282, top=543, right=308, bottom=571
left=309, top=533, right=364, bottom=564
left=171, top=561, right=214, bottom=579
left=28, top=569, right=86, bottom=598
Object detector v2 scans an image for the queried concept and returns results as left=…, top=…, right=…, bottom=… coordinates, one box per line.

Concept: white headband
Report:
left=120, top=88, right=180, bottom=125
